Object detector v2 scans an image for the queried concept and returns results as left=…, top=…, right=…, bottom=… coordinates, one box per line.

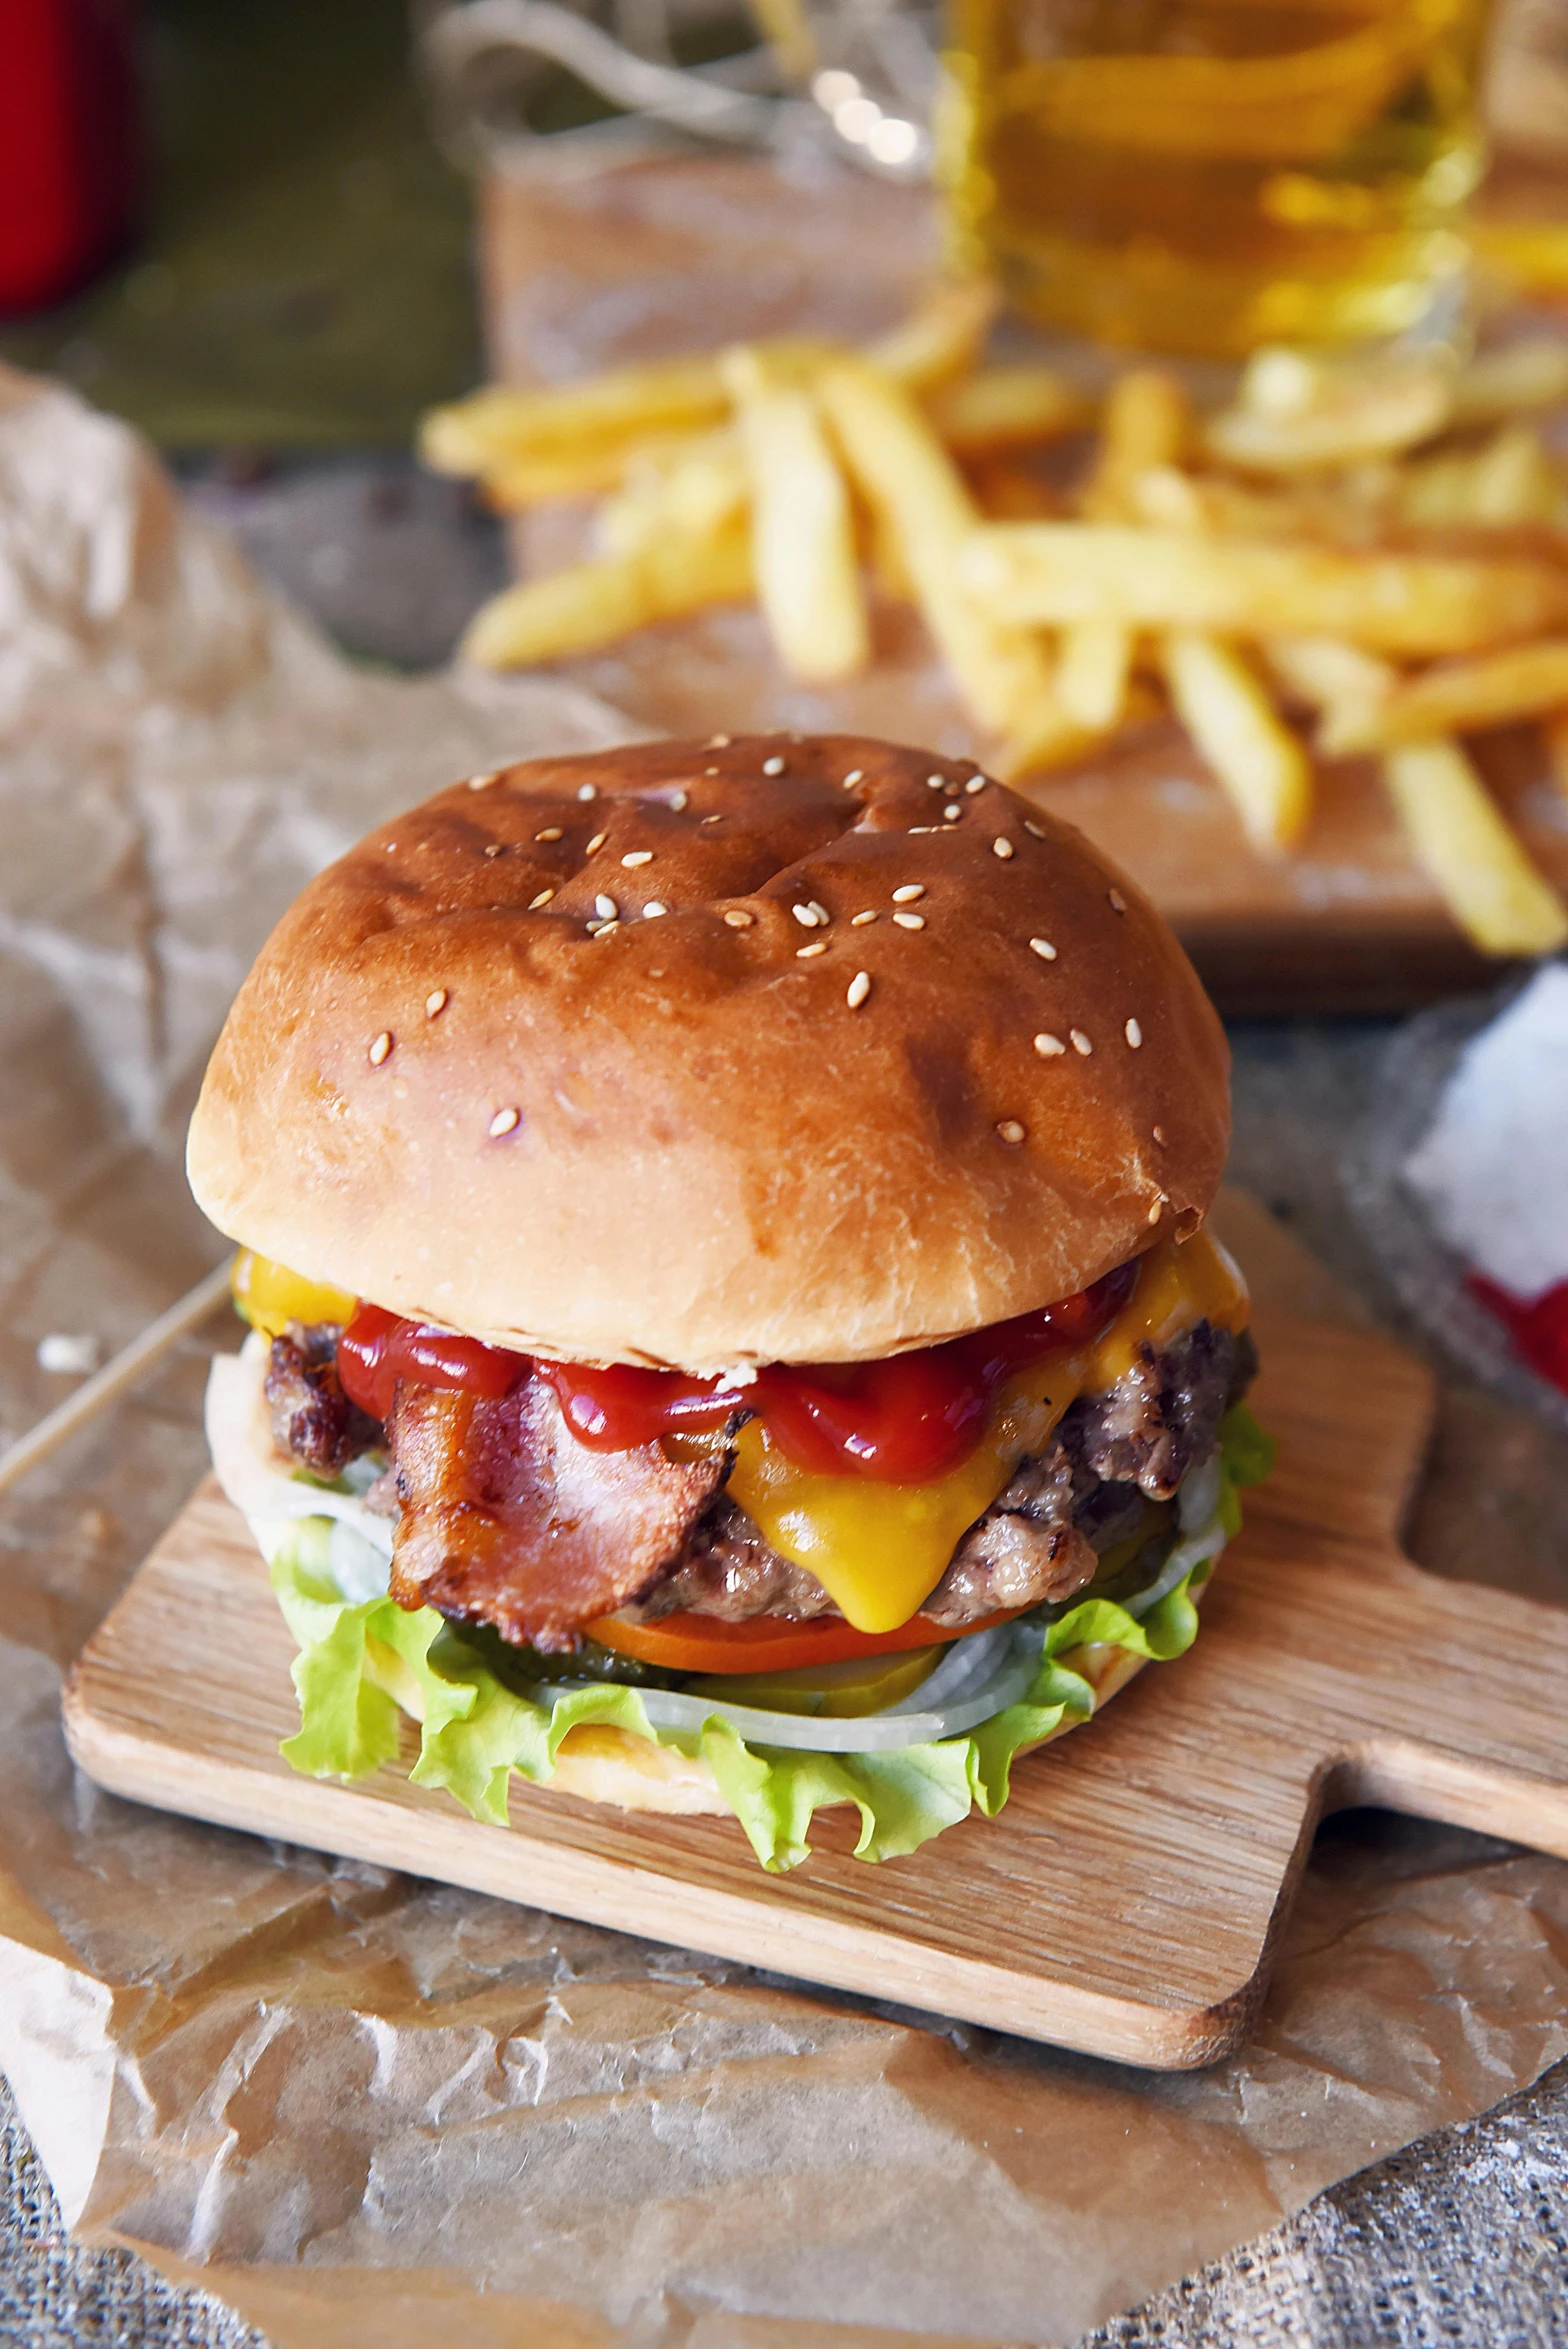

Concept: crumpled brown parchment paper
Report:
left=3, top=363, right=1568, bottom=2349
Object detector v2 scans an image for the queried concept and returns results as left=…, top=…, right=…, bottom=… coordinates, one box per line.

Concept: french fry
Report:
left=423, top=338, right=843, bottom=482
left=1082, top=370, right=1190, bottom=519
left=461, top=521, right=752, bottom=669
left=927, top=364, right=1090, bottom=453
left=722, top=347, right=869, bottom=683
left=479, top=433, right=700, bottom=511
left=1449, top=338, right=1568, bottom=427
left=994, top=704, right=1109, bottom=779
left=596, top=431, right=749, bottom=558
left=421, top=361, right=734, bottom=476
left=1397, top=425, right=1565, bottom=532
left=1467, top=425, right=1565, bottom=527
left=1262, top=635, right=1396, bottom=755
left=818, top=356, right=1056, bottom=736
left=1124, top=464, right=1210, bottom=532
left=1381, top=739, right=1568, bottom=955
left=958, top=524, right=1568, bottom=654
left=1322, top=639, right=1568, bottom=753
left=1161, top=631, right=1312, bottom=849
left=1206, top=347, right=1452, bottom=474
left=866, top=276, right=999, bottom=394
left=1056, top=619, right=1134, bottom=730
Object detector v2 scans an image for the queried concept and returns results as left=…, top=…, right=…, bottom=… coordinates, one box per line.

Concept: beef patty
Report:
left=266, top=1319, right=1254, bottom=1654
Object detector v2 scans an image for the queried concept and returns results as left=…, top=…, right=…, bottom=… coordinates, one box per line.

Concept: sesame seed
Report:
left=1152, top=1124, right=1166, bottom=1145
left=852, top=909, right=878, bottom=926
left=892, top=884, right=925, bottom=903
left=846, top=970, right=871, bottom=1009
left=709, top=733, right=731, bottom=747
left=992, top=836, right=1014, bottom=859
left=621, top=849, right=653, bottom=867
left=467, top=770, right=500, bottom=792
left=843, top=768, right=864, bottom=787
left=927, top=773, right=946, bottom=790
left=791, top=903, right=822, bottom=928
left=595, top=894, right=618, bottom=920
left=1023, top=820, right=1045, bottom=839
left=1029, top=937, right=1057, bottom=961
left=592, top=919, right=621, bottom=937
left=1125, top=1017, right=1143, bottom=1048
left=529, top=888, right=555, bottom=909
left=489, top=1107, right=520, bottom=1138
left=808, top=900, right=830, bottom=925
left=796, top=941, right=827, bottom=959
left=483, top=843, right=504, bottom=860
left=702, top=813, right=724, bottom=825
left=425, top=989, right=448, bottom=1018
left=942, top=804, right=962, bottom=822
left=723, top=908, right=754, bottom=928
left=584, top=832, right=606, bottom=857
left=908, top=826, right=937, bottom=834
left=643, top=901, right=668, bottom=918
left=577, top=782, right=597, bottom=801
left=892, top=911, right=925, bottom=930
left=1071, top=1029, right=1092, bottom=1055
left=368, top=1031, right=393, bottom=1066
left=535, top=826, right=562, bottom=842
left=1109, top=888, right=1127, bottom=913
left=762, top=755, right=786, bottom=775
left=1147, top=1197, right=1164, bottom=1225
left=997, top=1119, right=1026, bottom=1145
left=1034, top=1032, right=1066, bottom=1057
left=671, top=789, right=689, bottom=810
left=964, top=775, right=986, bottom=794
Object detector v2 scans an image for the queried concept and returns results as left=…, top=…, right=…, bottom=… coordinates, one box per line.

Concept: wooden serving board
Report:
left=480, top=147, right=1568, bottom=1014
left=62, top=1198, right=1568, bottom=2069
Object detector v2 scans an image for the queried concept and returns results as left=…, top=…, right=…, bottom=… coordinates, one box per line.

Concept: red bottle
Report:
left=0, top=0, right=139, bottom=317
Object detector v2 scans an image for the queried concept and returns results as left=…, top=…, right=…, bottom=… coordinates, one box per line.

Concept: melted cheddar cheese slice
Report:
left=726, top=1229, right=1250, bottom=1634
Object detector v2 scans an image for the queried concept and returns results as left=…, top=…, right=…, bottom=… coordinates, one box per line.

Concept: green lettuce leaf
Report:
left=265, top=1408, right=1272, bottom=1872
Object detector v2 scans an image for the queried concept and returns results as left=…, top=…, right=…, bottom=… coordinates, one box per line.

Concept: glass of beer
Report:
left=939, top=0, right=1497, bottom=357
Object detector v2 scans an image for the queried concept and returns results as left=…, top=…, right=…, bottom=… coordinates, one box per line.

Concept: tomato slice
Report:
left=583, top=1606, right=1018, bottom=1676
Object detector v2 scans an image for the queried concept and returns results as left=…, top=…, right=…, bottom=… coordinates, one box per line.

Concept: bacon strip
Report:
left=387, top=1374, right=730, bottom=1653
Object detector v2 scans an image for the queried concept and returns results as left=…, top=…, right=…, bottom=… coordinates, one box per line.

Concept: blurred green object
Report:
left=0, top=0, right=480, bottom=449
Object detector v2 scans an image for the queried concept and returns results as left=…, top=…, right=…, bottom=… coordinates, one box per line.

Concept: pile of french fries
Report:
left=422, top=287, right=1568, bottom=957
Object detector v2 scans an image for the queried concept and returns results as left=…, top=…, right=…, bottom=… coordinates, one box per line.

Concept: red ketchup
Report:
left=1467, top=1274, right=1568, bottom=1398
left=337, top=1260, right=1139, bottom=1483
left=338, top=1304, right=529, bottom=1424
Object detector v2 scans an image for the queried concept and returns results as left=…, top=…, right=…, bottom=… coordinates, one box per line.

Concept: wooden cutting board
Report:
left=478, top=146, right=1568, bottom=1015
left=61, top=1197, right=1568, bottom=2070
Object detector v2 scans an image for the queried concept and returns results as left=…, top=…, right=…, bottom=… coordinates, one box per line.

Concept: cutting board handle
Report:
left=1307, top=1555, right=1568, bottom=1859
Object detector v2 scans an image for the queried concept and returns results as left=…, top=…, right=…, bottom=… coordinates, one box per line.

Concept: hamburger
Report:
left=189, top=733, right=1270, bottom=1870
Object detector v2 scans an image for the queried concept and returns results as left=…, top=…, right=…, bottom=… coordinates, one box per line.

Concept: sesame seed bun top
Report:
left=186, top=734, right=1230, bottom=1371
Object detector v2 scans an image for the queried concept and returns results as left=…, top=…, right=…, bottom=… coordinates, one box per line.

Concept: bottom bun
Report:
left=539, top=1632, right=1160, bottom=1817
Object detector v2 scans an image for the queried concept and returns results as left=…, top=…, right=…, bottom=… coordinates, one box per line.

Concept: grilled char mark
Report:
left=633, top=1500, right=842, bottom=1624
left=373, top=1319, right=1254, bottom=1649
left=1065, top=1319, right=1254, bottom=1501
left=265, top=1323, right=380, bottom=1477
left=620, top=1319, right=1250, bottom=1633
left=923, top=1447, right=1099, bottom=1626
left=387, top=1374, right=732, bottom=1653
left=630, top=1433, right=1105, bottom=1631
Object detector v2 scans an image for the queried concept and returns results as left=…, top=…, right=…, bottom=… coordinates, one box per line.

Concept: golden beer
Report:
left=939, top=0, right=1495, bottom=356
